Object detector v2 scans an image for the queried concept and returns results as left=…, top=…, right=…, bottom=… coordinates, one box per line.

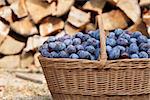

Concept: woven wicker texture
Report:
left=39, top=57, right=150, bottom=96
left=52, top=93, right=150, bottom=100
left=39, top=13, right=150, bottom=100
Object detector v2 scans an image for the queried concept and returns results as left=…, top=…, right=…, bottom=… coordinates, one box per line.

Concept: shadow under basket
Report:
left=39, top=55, right=150, bottom=100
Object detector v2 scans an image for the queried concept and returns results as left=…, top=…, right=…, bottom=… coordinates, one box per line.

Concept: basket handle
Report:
left=97, top=11, right=107, bottom=67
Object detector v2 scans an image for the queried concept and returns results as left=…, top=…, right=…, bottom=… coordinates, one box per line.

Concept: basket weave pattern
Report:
left=39, top=14, right=150, bottom=100
left=39, top=57, right=150, bottom=99
left=52, top=93, right=150, bottom=100
left=40, top=57, right=150, bottom=94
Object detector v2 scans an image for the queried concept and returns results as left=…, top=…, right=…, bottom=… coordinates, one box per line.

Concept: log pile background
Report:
left=0, top=0, right=149, bottom=69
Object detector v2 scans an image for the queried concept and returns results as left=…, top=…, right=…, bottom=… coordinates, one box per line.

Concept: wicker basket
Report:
left=39, top=14, right=150, bottom=100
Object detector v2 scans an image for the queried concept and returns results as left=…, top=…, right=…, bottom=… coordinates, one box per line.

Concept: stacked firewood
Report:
left=0, top=0, right=149, bottom=69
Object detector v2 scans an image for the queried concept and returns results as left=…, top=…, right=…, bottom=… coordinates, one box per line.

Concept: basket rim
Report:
left=39, top=55, right=150, bottom=62
left=39, top=55, right=150, bottom=69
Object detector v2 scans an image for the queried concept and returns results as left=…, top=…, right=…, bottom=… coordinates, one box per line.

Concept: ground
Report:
left=0, top=68, right=52, bottom=100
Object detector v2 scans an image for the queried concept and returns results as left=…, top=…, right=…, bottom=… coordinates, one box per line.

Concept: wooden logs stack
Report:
left=0, top=0, right=149, bottom=69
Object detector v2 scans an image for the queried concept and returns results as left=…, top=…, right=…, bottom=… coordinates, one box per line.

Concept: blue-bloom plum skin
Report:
left=114, top=28, right=124, bottom=36
left=82, top=42, right=89, bottom=48
left=139, top=51, right=149, bottom=58
left=89, top=30, right=100, bottom=40
left=55, top=42, right=66, bottom=51
left=66, top=45, right=76, bottom=54
left=106, top=45, right=112, bottom=53
left=137, top=35, right=148, bottom=43
left=129, top=43, right=139, bottom=54
left=147, top=49, right=150, bottom=57
left=59, top=51, right=69, bottom=58
left=108, top=32, right=116, bottom=39
left=40, top=29, right=150, bottom=60
left=90, top=54, right=96, bottom=60
left=42, top=43, right=48, bottom=49
left=64, top=39, right=73, bottom=46
left=117, top=38, right=128, bottom=46
left=82, top=34, right=91, bottom=41
left=95, top=48, right=100, bottom=60
left=85, top=45, right=95, bottom=54
left=62, top=35, right=71, bottom=40
left=130, top=54, right=139, bottom=58
left=50, top=51, right=59, bottom=58
left=131, top=31, right=142, bottom=38
left=106, top=30, right=150, bottom=59
left=48, top=42, right=56, bottom=50
left=78, top=50, right=91, bottom=59
left=75, top=45, right=84, bottom=51
left=39, top=43, right=48, bottom=52
left=75, top=32, right=84, bottom=39
left=57, top=35, right=71, bottom=42
left=69, top=53, right=79, bottom=59
left=117, top=45, right=126, bottom=54
left=47, top=36, right=56, bottom=42
left=73, top=38, right=81, bottom=45
left=106, top=38, right=116, bottom=47
left=119, top=33, right=130, bottom=41
left=109, top=47, right=120, bottom=60
left=87, top=38, right=99, bottom=47
left=39, top=30, right=101, bottom=60
left=129, top=38, right=137, bottom=43
left=41, top=49, right=50, bottom=57
left=139, top=43, right=150, bottom=51
left=125, top=47, right=129, bottom=54
left=148, top=39, right=150, bottom=44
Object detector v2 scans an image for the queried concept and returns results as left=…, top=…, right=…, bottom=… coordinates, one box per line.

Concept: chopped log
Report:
left=24, top=35, right=48, bottom=52
left=0, top=0, right=5, bottom=6
left=64, top=23, right=82, bottom=36
left=39, top=17, right=64, bottom=36
left=143, top=11, right=150, bottom=27
left=83, top=0, right=106, bottom=12
left=53, top=0, right=74, bottom=17
left=10, top=0, right=28, bottom=18
left=49, top=2, right=56, bottom=17
left=0, top=21, right=10, bottom=36
left=148, top=27, right=150, bottom=35
left=0, top=55, right=20, bottom=68
left=26, top=0, right=56, bottom=24
left=0, top=35, right=6, bottom=45
left=34, top=52, right=41, bottom=67
left=139, top=0, right=150, bottom=6
left=102, top=10, right=128, bottom=30
left=85, top=23, right=96, bottom=32
left=67, top=6, right=91, bottom=28
left=16, top=73, right=44, bottom=84
left=0, top=21, right=9, bottom=45
left=0, top=85, right=5, bottom=98
left=0, top=6, right=13, bottom=23
left=24, top=37, right=34, bottom=52
left=117, top=0, right=141, bottom=23
left=27, top=64, right=43, bottom=73
left=9, top=68, right=42, bottom=73
left=0, top=36, right=25, bottom=55
left=10, top=17, right=38, bottom=37
left=43, top=0, right=54, bottom=3
left=55, top=31, right=66, bottom=39
left=21, top=52, right=34, bottom=68
left=127, top=19, right=148, bottom=36
left=143, top=11, right=150, bottom=35
left=107, top=0, right=119, bottom=5
left=6, top=0, right=16, bottom=4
